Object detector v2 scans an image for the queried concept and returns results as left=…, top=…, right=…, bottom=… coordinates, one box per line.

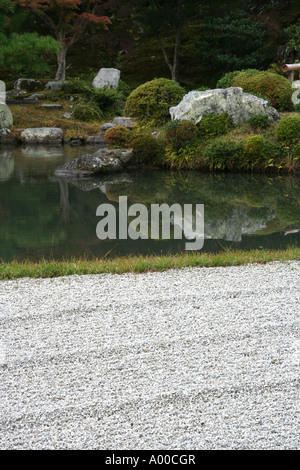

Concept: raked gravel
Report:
left=0, top=262, right=300, bottom=450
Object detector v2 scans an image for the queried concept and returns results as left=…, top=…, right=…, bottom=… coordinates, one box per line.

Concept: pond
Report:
left=0, top=145, right=300, bottom=262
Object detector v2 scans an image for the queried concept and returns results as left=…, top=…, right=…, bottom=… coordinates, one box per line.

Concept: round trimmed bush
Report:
left=244, top=135, right=266, bottom=156
left=124, top=78, right=185, bottom=124
left=72, top=100, right=102, bottom=121
left=216, top=69, right=259, bottom=88
left=130, top=133, right=164, bottom=165
left=232, top=71, right=293, bottom=111
left=243, top=136, right=269, bottom=167
left=275, top=116, right=300, bottom=146
left=104, top=126, right=131, bottom=148
left=165, top=120, right=199, bottom=151
left=217, top=69, right=293, bottom=111
left=198, top=113, right=233, bottom=139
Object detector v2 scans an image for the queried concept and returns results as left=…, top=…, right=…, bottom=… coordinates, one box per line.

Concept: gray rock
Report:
left=99, top=148, right=133, bottom=165
left=0, top=104, right=13, bottom=129
left=169, top=87, right=281, bottom=126
left=0, top=128, right=10, bottom=136
left=24, top=93, right=45, bottom=100
left=5, top=90, right=27, bottom=99
left=69, top=139, right=83, bottom=146
left=62, top=112, right=72, bottom=119
left=20, top=128, right=63, bottom=144
left=101, top=122, right=116, bottom=131
left=40, top=104, right=63, bottom=110
left=92, top=68, right=120, bottom=90
left=85, top=136, right=105, bottom=144
left=45, top=81, right=63, bottom=91
left=14, top=78, right=43, bottom=92
left=55, top=147, right=133, bottom=177
left=113, top=116, right=136, bottom=129
left=54, top=152, right=123, bottom=177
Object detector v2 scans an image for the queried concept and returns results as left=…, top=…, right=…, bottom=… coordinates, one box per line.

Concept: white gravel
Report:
left=0, top=262, right=299, bottom=450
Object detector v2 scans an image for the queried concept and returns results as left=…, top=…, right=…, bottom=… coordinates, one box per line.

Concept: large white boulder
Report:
left=92, top=68, right=120, bottom=89
left=170, top=87, right=281, bottom=126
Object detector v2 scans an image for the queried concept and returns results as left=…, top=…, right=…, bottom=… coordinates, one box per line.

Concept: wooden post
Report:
left=282, top=64, right=300, bottom=81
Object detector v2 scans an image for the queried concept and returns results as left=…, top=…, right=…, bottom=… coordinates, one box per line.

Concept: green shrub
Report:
left=232, top=71, right=293, bottom=111
left=275, top=116, right=300, bottom=146
left=90, top=87, right=124, bottom=113
left=165, top=120, right=199, bottom=151
left=72, top=100, right=103, bottom=122
left=63, top=78, right=129, bottom=115
left=294, top=103, right=300, bottom=114
left=244, top=135, right=266, bottom=156
left=124, top=78, right=185, bottom=125
left=130, top=133, right=164, bottom=165
left=196, top=86, right=210, bottom=91
left=217, top=69, right=293, bottom=111
left=63, top=77, right=89, bottom=94
left=247, top=114, right=271, bottom=130
left=203, top=139, right=243, bottom=170
left=104, top=126, right=131, bottom=148
left=216, top=69, right=258, bottom=88
left=198, top=113, right=233, bottom=139
left=117, top=79, right=131, bottom=98
left=243, top=135, right=269, bottom=167
left=165, top=142, right=204, bottom=169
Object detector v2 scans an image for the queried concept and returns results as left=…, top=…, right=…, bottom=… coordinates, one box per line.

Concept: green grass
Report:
left=1, top=248, right=300, bottom=280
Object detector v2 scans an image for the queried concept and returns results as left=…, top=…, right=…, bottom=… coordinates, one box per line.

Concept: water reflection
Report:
left=0, top=145, right=300, bottom=261
left=0, top=152, right=14, bottom=182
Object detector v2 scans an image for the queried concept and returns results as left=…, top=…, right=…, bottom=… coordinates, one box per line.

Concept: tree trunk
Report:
left=156, top=0, right=182, bottom=83
left=171, top=26, right=181, bottom=82
left=55, top=44, right=67, bottom=81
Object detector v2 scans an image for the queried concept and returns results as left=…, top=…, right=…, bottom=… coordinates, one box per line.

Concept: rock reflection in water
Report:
left=0, top=151, right=14, bottom=182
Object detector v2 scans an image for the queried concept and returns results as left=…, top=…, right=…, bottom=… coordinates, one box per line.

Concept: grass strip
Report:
left=0, top=248, right=300, bottom=280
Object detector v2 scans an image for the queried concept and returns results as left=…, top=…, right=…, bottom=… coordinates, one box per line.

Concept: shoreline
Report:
left=1, top=247, right=300, bottom=280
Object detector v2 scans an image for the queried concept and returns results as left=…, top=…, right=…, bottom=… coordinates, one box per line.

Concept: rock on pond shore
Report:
left=170, top=87, right=281, bottom=125
left=54, top=148, right=133, bottom=177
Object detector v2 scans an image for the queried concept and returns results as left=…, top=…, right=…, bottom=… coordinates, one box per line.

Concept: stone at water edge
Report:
left=20, top=127, right=63, bottom=144
left=92, top=68, right=120, bottom=90
left=169, top=87, right=281, bottom=126
left=54, top=148, right=133, bottom=177
left=85, top=136, right=105, bottom=144
left=0, top=104, right=13, bottom=129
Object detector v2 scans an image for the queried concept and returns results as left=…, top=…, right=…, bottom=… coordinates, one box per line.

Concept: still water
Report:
left=0, top=145, right=300, bottom=261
